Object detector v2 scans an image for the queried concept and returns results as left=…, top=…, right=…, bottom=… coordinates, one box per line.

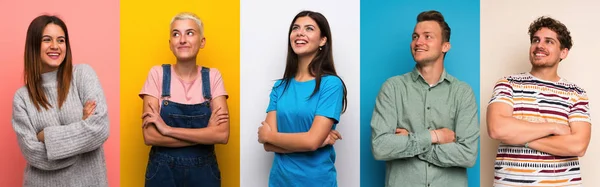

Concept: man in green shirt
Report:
left=370, top=10, right=479, bottom=187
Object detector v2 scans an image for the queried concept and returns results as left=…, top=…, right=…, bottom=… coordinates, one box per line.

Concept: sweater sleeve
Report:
left=12, top=90, right=79, bottom=170
left=43, top=64, right=110, bottom=160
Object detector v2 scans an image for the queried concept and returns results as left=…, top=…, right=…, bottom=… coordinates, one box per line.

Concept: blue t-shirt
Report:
left=266, top=75, right=344, bottom=187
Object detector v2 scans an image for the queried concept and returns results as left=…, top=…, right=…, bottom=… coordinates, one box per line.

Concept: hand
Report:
left=551, top=123, right=571, bottom=136
left=395, top=128, right=409, bottom=136
left=433, top=128, right=455, bottom=144
left=37, top=130, right=45, bottom=143
left=321, top=130, right=342, bottom=147
left=142, top=103, right=171, bottom=135
left=208, top=106, right=229, bottom=127
left=82, top=100, right=96, bottom=120
left=258, top=121, right=273, bottom=143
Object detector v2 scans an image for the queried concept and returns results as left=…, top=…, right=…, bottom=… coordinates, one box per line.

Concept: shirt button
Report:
left=428, top=164, right=431, bottom=167
left=426, top=106, right=430, bottom=110
left=428, top=184, right=431, bottom=187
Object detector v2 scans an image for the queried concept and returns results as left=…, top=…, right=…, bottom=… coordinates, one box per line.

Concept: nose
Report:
left=50, top=40, right=59, bottom=49
left=416, top=36, right=427, bottom=46
left=296, top=29, right=305, bottom=37
left=179, top=34, right=186, bottom=44
left=534, top=42, right=546, bottom=51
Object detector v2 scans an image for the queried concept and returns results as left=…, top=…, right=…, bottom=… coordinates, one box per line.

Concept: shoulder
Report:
left=503, top=73, right=531, bottom=82
left=559, top=78, right=587, bottom=95
left=446, top=74, right=473, bottom=92
left=381, top=73, right=411, bottom=89
left=73, top=64, right=98, bottom=76
left=321, top=75, right=343, bottom=87
left=205, top=67, right=224, bottom=79
left=13, top=86, right=29, bottom=104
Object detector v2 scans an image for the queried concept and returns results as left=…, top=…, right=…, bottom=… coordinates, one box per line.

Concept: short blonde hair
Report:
left=170, top=12, right=204, bottom=36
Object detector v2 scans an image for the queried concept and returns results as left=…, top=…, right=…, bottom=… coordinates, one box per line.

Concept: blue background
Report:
left=359, top=0, right=481, bottom=186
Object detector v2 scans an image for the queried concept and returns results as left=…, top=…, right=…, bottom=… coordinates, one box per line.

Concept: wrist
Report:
left=264, top=131, right=275, bottom=143
left=548, top=123, right=558, bottom=134
left=430, top=130, right=439, bottom=144
left=162, top=124, right=173, bottom=136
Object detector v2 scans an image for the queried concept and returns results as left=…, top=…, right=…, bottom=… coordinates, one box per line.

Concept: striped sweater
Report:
left=489, top=72, right=590, bottom=187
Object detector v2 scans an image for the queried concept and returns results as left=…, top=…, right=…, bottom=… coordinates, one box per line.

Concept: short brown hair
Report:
left=528, top=16, right=572, bottom=50
left=417, top=10, right=451, bottom=42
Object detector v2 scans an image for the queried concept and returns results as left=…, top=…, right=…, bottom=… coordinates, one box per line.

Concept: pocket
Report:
left=145, top=160, right=161, bottom=181
left=209, top=163, right=221, bottom=181
left=168, top=114, right=208, bottom=128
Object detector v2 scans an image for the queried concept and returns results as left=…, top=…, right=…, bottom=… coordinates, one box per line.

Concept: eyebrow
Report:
left=42, top=35, right=65, bottom=39
left=412, top=31, right=432, bottom=35
left=532, top=36, right=557, bottom=41
left=171, top=29, right=197, bottom=32
left=292, top=24, right=315, bottom=27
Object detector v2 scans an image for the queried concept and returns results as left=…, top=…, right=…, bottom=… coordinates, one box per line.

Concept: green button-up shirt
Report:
left=371, top=68, right=479, bottom=187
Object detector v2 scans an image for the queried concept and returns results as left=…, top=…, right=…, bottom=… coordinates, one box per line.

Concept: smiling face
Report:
left=529, top=27, right=568, bottom=68
left=40, top=23, right=66, bottom=73
left=169, top=19, right=205, bottom=62
left=410, top=20, right=450, bottom=65
left=289, top=16, right=327, bottom=58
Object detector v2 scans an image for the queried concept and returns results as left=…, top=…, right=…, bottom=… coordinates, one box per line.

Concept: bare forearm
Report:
left=165, top=125, right=229, bottom=145
left=143, top=126, right=196, bottom=147
left=267, top=132, right=322, bottom=152
left=488, top=116, right=556, bottom=144
left=264, top=143, right=292, bottom=153
left=528, top=135, right=587, bottom=157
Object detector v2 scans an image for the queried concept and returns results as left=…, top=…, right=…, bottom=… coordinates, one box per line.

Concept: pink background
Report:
left=0, top=0, right=120, bottom=186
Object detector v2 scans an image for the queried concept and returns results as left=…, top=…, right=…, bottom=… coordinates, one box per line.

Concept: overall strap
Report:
left=161, top=64, right=171, bottom=97
left=201, top=67, right=212, bottom=100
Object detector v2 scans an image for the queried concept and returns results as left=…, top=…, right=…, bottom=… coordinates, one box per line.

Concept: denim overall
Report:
left=145, top=64, right=221, bottom=187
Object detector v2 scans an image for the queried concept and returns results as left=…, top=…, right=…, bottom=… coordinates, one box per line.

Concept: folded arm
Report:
left=486, top=102, right=566, bottom=145
left=371, top=81, right=433, bottom=161
left=418, top=87, right=479, bottom=168
left=528, top=121, right=591, bottom=157
left=12, top=93, right=78, bottom=170
left=159, top=96, right=230, bottom=145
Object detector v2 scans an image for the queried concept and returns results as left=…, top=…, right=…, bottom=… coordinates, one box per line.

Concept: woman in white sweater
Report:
left=11, top=15, right=109, bottom=186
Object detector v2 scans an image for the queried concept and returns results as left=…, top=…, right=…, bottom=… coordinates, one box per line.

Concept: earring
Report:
left=319, top=47, right=322, bottom=51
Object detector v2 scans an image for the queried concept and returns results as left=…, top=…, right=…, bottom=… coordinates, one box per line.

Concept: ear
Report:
left=559, top=47, right=569, bottom=60
left=442, top=42, right=451, bottom=53
left=169, top=39, right=175, bottom=52
left=319, top=36, right=327, bottom=47
left=199, top=37, right=206, bottom=49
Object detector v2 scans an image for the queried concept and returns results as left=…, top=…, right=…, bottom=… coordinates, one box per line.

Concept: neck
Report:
left=41, top=65, right=58, bottom=74
left=174, top=60, right=198, bottom=80
left=296, top=54, right=315, bottom=81
left=530, top=65, right=560, bottom=82
left=416, top=59, right=444, bottom=85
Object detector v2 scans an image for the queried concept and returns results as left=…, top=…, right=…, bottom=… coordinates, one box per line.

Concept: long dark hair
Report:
left=24, top=15, right=73, bottom=111
left=278, top=10, right=347, bottom=113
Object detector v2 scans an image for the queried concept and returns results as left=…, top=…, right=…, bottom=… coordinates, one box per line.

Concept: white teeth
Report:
left=535, top=53, right=547, bottom=57
left=295, top=40, right=307, bottom=44
left=48, top=53, right=59, bottom=56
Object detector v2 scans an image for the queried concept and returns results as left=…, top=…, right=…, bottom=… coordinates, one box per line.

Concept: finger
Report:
left=331, top=130, right=342, bottom=140
left=217, top=119, right=228, bottom=124
left=261, top=121, right=268, bottom=126
left=141, top=112, right=152, bottom=119
left=212, top=107, right=222, bottom=115
left=330, top=133, right=339, bottom=140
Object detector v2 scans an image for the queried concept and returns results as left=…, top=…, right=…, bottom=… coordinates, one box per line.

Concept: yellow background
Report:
left=120, top=1, right=240, bottom=186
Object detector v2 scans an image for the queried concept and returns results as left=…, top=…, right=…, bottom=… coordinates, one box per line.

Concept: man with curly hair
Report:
left=486, top=16, right=591, bottom=186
